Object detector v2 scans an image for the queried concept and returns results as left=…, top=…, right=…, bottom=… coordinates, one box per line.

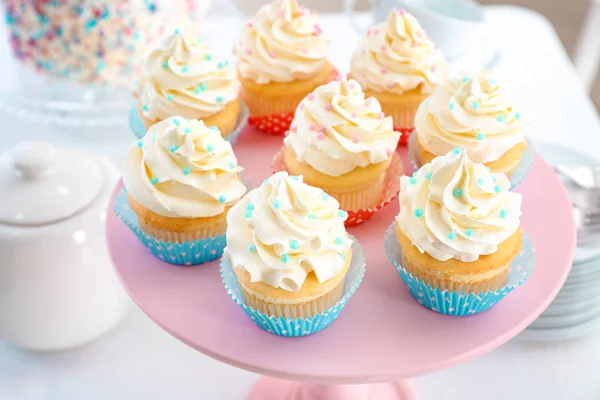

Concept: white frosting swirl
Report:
left=284, top=78, right=399, bottom=176
left=123, top=117, right=247, bottom=218
left=396, top=149, right=522, bottom=262
left=225, top=172, right=352, bottom=292
left=415, top=70, right=528, bottom=163
left=134, top=31, right=240, bottom=120
left=350, top=9, right=447, bottom=95
left=234, top=0, right=329, bottom=84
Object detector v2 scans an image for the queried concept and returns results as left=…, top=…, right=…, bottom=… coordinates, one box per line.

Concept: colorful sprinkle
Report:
left=425, top=172, right=432, bottom=180
left=183, top=168, right=190, bottom=175
left=246, top=204, right=254, bottom=211
left=309, top=213, right=317, bottom=219
left=448, top=231, right=456, bottom=240
left=167, top=94, right=174, bottom=101
left=380, top=67, right=387, bottom=74
left=338, top=210, right=347, bottom=219
left=321, top=192, right=329, bottom=200
left=218, top=195, right=226, bottom=203
left=497, top=115, right=506, bottom=123
left=137, top=141, right=143, bottom=148
left=449, top=102, right=455, bottom=110
left=216, top=96, right=224, bottom=103
left=194, top=83, right=207, bottom=93
left=414, top=208, right=423, bottom=217
left=248, top=244, right=257, bottom=253
left=453, top=188, right=463, bottom=197
left=477, top=132, right=485, bottom=141
left=173, top=119, right=180, bottom=126
left=465, top=228, right=474, bottom=237
left=462, top=77, right=469, bottom=83
left=290, top=240, right=299, bottom=250
left=206, top=144, right=215, bottom=152
left=477, top=178, right=484, bottom=186
left=494, top=185, right=502, bottom=193
left=453, top=148, right=461, bottom=154
left=489, top=79, right=496, bottom=86
left=183, top=127, right=191, bottom=134
left=281, top=254, right=290, bottom=263
left=150, top=177, right=158, bottom=185
left=378, top=112, right=385, bottom=119
left=273, top=200, right=281, bottom=209
left=515, top=112, right=521, bottom=120
left=174, top=28, right=180, bottom=35
left=162, top=61, right=168, bottom=69
left=245, top=48, right=252, bottom=55
left=335, top=237, right=344, bottom=245
left=170, top=145, right=177, bottom=153
left=409, top=177, right=417, bottom=184
left=291, top=176, right=300, bottom=180
left=472, top=101, right=480, bottom=110
left=217, top=62, right=225, bottom=69
left=229, top=162, right=236, bottom=169
left=340, top=253, right=347, bottom=261
left=182, top=66, right=189, bottom=73
left=205, top=54, right=212, bottom=61
left=142, top=104, right=149, bottom=112
left=500, top=209, right=507, bottom=218
left=244, top=210, right=252, bottom=218
left=353, top=136, right=360, bottom=144
left=324, top=104, right=333, bottom=111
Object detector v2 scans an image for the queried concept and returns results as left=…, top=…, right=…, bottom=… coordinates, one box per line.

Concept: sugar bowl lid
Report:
left=0, top=141, right=103, bottom=226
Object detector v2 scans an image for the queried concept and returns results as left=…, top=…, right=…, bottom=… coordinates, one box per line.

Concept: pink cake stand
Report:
left=106, top=129, right=576, bottom=400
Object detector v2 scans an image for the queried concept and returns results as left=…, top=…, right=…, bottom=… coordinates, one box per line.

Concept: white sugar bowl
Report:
left=0, top=141, right=130, bottom=351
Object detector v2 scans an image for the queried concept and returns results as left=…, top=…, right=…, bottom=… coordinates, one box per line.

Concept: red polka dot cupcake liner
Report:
left=396, top=127, right=413, bottom=147
left=271, top=148, right=404, bottom=226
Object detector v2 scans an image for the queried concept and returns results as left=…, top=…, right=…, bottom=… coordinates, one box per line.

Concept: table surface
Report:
left=2, top=5, right=600, bottom=400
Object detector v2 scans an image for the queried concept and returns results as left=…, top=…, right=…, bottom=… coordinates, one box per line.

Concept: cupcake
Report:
left=415, top=70, right=528, bottom=176
left=134, top=30, right=241, bottom=138
left=350, top=8, right=447, bottom=138
left=122, top=117, right=247, bottom=243
left=282, top=78, right=400, bottom=212
left=234, top=0, right=336, bottom=134
left=224, top=171, right=354, bottom=319
left=395, top=149, right=523, bottom=294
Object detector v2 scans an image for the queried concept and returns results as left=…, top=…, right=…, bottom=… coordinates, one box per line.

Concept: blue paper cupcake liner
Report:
left=407, top=132, right=534, bottom=190
left=128, top=101, right=249, bottom=147
left=114, top=188, right=226, bottom=266
left=221, top=237, right=366, bottom=337
left=384, top=223, right=536, bottom=316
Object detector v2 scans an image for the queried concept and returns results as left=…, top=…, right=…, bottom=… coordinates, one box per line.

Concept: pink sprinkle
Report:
left=284, top=130, right=290, bottom=137
left=387, top=82, right=395, bottom=89
left=373, top=28, right=380, bottom=35
left=378, top=112, right=385, bottom=119
left=277, top=8, right=285, bottom=16
left=309, top=123, right=316, bottom=131
left=317, top=132, right=325, bottom=139
left=367, top=98, right=375, bottom=106
left=431, top=66, right=437, bottom=72
left=380, top=67, right=387, bottom=74
left=411, top=42, right=417, bottom=48
left=307, top=93, right=315, bottom=101
left=353, top=136, right=360, bottom=143
left=351, top=111, right=358, bottom=118
left=301, top=48, right=309, bottom=55
left=291, top=126, right=297, bottom=133
left=318, top=126, right=325, bottom=133
left=247, top=21, right=254, bottom=28
left=336, top=75, right=342, bottom=81
left=381, top=45, right=388, bottom=51
left=246, top=48, right=252, bottom=55
left=269, top=51, right=276, bottom=58
left=324, top=104, right=333, bottom=111
left=314, top=24, right=323, bottom=35
left=386, top=148, right=393, bottom=156
left=349, top=83, right=356, bottom=90
left=367, top=29, right=372, bottom=37
left=298, top=7, right=308, bottom=16
left=300, top=103, right=305, bottom=110
left=399, top=8, right=406, bottom=15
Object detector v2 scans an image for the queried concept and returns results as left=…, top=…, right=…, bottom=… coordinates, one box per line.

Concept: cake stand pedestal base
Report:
left=249, top=377, right=416, bottom=400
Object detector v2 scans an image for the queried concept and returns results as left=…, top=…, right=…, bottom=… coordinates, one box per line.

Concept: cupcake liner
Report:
left=408, top=132, right=534, bottom=189
left=247, top=67, right=341, bottom=135
left=221, top=236, right=366, bottom=337
left=396, top=127, right=413, bottom=147
left=272, top=148, right=404, bottom=226
left=114, top=188, right=226, bottom=266
left=128, top=101, right=249, bottom=147
left=384, top=223, right=536, bottom=316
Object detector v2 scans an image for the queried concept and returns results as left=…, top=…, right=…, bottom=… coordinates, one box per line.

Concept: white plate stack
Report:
left=520, top=142, right=600, bottom=341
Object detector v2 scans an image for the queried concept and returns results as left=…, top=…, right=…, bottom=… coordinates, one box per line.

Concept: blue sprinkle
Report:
left=205, top=54, right=212, bottom=61
left=321, top=192, right=329, bottom=200
left=425, top=172, right=432, bottom=180
left=472, top=101, right=480, bottom=110
left=244, top=210, right=252, bottom=218
left=174, top=28, right=180, bottom=35
left=182, top=66, right=189, bottom=73
left=493, top=175, right=497, bottom=182
left=133, top=32, right=141, bottom=40
left=340, top=253, right=346, bottom=261
left=137, top=141, right=143, bottom=148
left=217, top=62, right=225, bottom=69
left=184, top=128, right=191, bottom=134
left=281, top=254, right=290, bottom=263
left=449, top=102, right=455, bottom=110
left=497, top=115, right=506, bottom=123
left=167, top=94, right=174, bottom=101
left=206, top=144, right=215, bottom=152
left=494, top=185, right=502, bottom=193
left=309, top=213, right=317, bottom=219
left=246, top=204, right=254, bottom=211
left=162, top=61, right=168, bottom=69
left=173, top=119, right=180, bottom=126
left=150, top=177, right=158, bottom=185
left=489, top=79, right=496, bottom=86
left=96, top=61, right=105, bottom=73
left=209, top=125, right=218, bottom=130
left=462, top=76, right=469, bottom=83
left=216, top=96, right=224, bottom=103
left=142, top=104, right=149, bottom=112
left=197, top=37, right=203, bottom=43
left=477, top=132, right=485, bottom=141
left=465, top=228, right=474, bottom=237
left=448, top=231, right=456, bottom=240
left=338, top=210, right=347, bottom=219
left=273, top=200, right=281, bottom=209
left=412, top=171, right=418, bottom=177
left=335, top=237, right=344, bottom=245
left=414, top=208, right=423, bottom=217
left=409, top=177, right=417, bottom=184
left=170, top=145, right=177, bottom=153
left=453, top=188, right=463, bottom=197
left=290, top=176, right=300, bottom=180
left=453, top=148, right=461, bottom=154
left=263, top=179, right=269, bottom=185
left=183, top=168, right=190, bottom=175
left=229, top=162, right=236, bottom=168
left=248, top=244, right=257, bottom=253
left=290, top=240, right=299, bottom=250
left=218, top=195, right=226, bottom=203
left=515, top=112, right=521, bottom=120
left=477, top=178, right=484, bottom=186
left=500, top=209, right=508, bottom=218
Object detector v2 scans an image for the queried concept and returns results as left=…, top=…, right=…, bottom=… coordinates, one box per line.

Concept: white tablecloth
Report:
left=1, top=6, right=600, bottom=400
